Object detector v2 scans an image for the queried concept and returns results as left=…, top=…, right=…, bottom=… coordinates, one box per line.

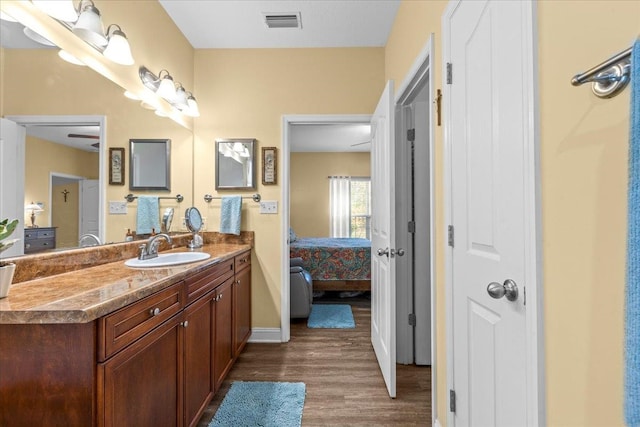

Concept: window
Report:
left=329, top=176, right=371, bottom=239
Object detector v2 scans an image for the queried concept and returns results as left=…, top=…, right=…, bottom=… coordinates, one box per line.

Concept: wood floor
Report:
left=198, top=298, right=431, bottom=426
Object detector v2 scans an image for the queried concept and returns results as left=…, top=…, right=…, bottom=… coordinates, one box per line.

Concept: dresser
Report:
left=24, top=227, right=56, bottom=253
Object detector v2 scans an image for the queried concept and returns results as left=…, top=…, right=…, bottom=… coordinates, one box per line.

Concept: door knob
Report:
left=391, top=248, right=405, bottom=257
left=377, top=248, right=389, bottom=257
left=487, top=279, right=518, bottom=302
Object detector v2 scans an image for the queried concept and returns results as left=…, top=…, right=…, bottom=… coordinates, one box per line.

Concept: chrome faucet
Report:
left=138, top=233, right=173, bottom=260
left=79, top=234, right=102, bottom=247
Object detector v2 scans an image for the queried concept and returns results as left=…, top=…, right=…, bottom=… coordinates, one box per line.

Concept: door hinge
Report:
left=446, top=63, right=453, bottom=84
left=448, top=225, right=454, bottom=247
left=408, top=221, right=415, bottom=233
left=450, top=389, right=456, bottom=413
left=407, top=128, right=415, bottom=142
left=408, top=313, right=416, bottom=326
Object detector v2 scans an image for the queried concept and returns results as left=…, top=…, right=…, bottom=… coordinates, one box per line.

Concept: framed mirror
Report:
left=215, top=138, right=256, bottom=190
left=130, top=139, right=171, bottom=191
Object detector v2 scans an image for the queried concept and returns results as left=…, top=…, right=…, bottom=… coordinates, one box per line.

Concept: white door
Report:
left=445, top=0, right=537, bottom=425
left=0, top=118, right=25, bottom=258
left=80, top=179, right=99, bottom=237
left=371, top=80, right=397, bottom=398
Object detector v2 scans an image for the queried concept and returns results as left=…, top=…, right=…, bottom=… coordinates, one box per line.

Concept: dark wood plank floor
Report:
left=198, top=298, right=431, bottom=426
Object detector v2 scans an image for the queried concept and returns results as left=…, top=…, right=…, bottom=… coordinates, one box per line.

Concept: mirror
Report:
left=184, top=207, right=203, bottom=249
left=130, top=139, right=171, bottom=191
left=215, top=139, right=256, bottom=190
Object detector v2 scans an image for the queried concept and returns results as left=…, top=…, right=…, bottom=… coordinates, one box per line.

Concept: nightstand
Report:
left=24, top=227, right=56, bottom=254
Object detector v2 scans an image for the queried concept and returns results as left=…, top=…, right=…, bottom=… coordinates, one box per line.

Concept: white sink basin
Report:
left=125, top=252, right=211, bottom=268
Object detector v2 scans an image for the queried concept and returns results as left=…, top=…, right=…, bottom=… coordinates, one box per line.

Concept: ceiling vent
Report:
left=263, top=12, right=302, bottom=29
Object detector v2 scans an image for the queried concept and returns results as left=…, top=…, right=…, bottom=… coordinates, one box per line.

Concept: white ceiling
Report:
left=290, top=123, right=370, bottom=152
left=158, top=0, right=401, bottom=49
left=25, top=125, right=101, bottom=152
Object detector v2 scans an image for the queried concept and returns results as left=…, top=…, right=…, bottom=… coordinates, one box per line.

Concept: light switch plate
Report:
left=259, top=200, right=278, bottom=214
left=109, top=201, right=127, bottom=215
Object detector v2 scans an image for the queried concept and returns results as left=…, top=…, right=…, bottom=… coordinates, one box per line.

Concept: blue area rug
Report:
left=307, top=304, right=355, bottom=328
left=209, top=381, right=305, bottom=427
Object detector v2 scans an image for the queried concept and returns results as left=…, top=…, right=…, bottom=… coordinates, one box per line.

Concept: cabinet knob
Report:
left=149, top=307, right=160, bottom=316
left=181, top=321, right=189, bottom=328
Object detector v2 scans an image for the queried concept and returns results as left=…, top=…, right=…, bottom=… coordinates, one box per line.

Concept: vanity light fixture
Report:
left=32, top=0, right=79, bottom=23
left=156, top=70, right=177, bottom=101
left=124, top=90, right=141, bottom=100
left=103, top=24, right=134, bottom=65
left=23, top=26, right=56, bottom=46
left=58, top=49, right=86, bottom=66
left=185, top=92, right=200, bottom=117
left=72, top=0, right=107, bottom=46
left=174, top=84, right=189, bottom=111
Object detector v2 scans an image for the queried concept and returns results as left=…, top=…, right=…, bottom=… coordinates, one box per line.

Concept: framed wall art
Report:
left=262, top=147, right=277, bottom=185
left=109, top=147, right=125, bottom=185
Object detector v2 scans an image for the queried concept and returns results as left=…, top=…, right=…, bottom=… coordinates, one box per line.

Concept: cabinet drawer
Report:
left=234, top=251, right=251, bottom=273
left=25, top=238, right=54, bottom=252
left=185, top=259, right=234, bottom=305
left=98, top=282, right=184, bottom=361
left=37, top=229, right=55, bottom=238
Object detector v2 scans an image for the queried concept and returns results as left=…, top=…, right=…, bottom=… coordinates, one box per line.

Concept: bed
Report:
left=289, top=235, right=371, bottom=291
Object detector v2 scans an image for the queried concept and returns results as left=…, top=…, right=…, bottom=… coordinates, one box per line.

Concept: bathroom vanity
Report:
left=0, top=240, right=252, bottom=427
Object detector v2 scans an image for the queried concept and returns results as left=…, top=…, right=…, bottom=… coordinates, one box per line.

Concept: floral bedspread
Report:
left=290, top=237, right=371, bottom=281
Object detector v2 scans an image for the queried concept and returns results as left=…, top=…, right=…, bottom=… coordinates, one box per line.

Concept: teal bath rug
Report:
left=307, top=304, right=355, bottom=329
left=209, top=381, right=305, bottom=427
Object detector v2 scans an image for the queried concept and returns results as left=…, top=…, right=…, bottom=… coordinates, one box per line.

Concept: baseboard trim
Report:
left=248, top=328, right=282, bottom=343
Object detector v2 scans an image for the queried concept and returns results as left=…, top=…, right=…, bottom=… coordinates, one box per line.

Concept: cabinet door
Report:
left=98, top=315, right=183, bottom=427
left=214, top=278, right=234, bottom=390
left=233, top=265, right=251, bottom=356
left=184, top=292, right=215, bottom=427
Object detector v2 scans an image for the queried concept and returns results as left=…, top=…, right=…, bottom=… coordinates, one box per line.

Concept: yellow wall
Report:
left=385, top=0, right=639, bottom=425
left=52, top=182, right=79, bottom=248
left=193, top=48, right=384, bottom=327
left=290, top=152, right=370, bottom=237
left=23, top=135, right=98, bottom=228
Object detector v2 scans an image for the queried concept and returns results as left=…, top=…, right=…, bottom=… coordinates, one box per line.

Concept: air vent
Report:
left=263, top=12, right=302, bottom=29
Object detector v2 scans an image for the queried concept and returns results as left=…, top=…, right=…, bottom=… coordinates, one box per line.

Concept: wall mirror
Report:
left=215, top=138, right=256, bottom=190
left=130, top=139, right=171, bottom=191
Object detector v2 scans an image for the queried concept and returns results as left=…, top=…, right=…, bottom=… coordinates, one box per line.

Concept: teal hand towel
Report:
left=220, top=196, right=242, bottom=235
left=136, top=196, right=160, bottom=235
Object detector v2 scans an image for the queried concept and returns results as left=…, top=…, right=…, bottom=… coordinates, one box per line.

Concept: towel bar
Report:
left=203, top=194, right=261, bottom=203
left=125, top=194, right=184, bottom=203
left=571, top=46, right=632, bottom=98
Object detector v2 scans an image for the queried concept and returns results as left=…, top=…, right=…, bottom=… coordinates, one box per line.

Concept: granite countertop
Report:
left=0, top=243, right=251, bottom=325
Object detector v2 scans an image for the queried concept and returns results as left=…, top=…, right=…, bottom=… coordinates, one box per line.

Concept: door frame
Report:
left=442, top=1, right=544, bottom=426
left=6, top=115, right=107, bottom=244
left=281, top=114, right=372, bottom=343
left=393, top=33, right=436, bottom=425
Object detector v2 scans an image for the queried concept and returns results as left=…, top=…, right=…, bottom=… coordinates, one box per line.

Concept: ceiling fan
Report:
left=68, top=133, right=100, bottom=149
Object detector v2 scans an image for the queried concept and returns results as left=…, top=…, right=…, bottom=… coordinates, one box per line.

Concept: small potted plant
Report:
left=0, top=218, right=19, bottom=298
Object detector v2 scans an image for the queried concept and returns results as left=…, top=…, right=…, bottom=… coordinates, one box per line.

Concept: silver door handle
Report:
left=487, top=279, right=518, bottom=302
left=391, top=248, right=405, bottom=257
left=377, top=248, right=389, bottom=257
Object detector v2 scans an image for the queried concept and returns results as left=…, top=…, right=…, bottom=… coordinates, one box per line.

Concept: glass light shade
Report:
left=154, top=109, right=169, bottom=117
left=72, top=3, right=107, bottom=46
left=185, top=95, right=200, bottom=117
left=174, top=86, right=188, bottom=110
left=32, top=1, right=78, bottom=22
left=103, top=28, right=134, bottom=65
left=58, top=49, right=86, bottom=66
left=23, top=27, right=55, bottom=46
left=156, top=75, right=176, bottom=101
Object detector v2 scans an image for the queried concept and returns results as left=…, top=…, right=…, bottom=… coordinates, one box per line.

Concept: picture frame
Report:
left=109, top=147, right=125, bottom=185
left=262, top=147, right=277, bottom=185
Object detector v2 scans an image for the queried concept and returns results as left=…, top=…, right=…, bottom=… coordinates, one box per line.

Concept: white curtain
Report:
left=329, top=176, right=350, bottom=238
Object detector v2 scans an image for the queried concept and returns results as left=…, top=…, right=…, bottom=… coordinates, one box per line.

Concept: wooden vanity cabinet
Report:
left=233, top=250, right=252, bottom=356
left=0, top=251, right=251, bottom=427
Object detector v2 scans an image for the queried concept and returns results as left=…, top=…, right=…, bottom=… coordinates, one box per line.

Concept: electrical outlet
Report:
left=109, top=201, right=127, bottom=215
left=259, top=200, right=278, bottom=214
